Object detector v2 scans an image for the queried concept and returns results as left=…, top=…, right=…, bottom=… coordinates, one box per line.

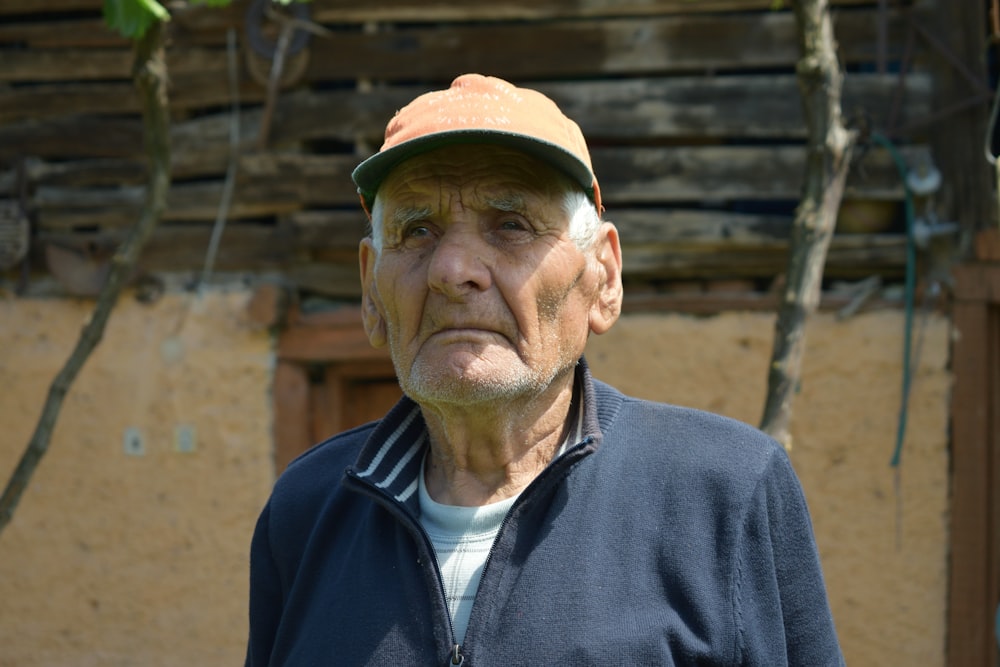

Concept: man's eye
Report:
left=499, top=219, right=529, bottom=232
left=404, top=224, right=431, bottom=238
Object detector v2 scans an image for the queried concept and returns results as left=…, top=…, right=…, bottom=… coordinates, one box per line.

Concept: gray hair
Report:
left=368, top=187, right=601, bottom=253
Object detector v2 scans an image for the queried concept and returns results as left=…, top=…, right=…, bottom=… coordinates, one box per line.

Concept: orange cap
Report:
left=352, top=74, right=602, bottom=216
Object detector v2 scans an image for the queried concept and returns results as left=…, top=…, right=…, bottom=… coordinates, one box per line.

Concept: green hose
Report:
left=871, top=132, right=917, bottom=468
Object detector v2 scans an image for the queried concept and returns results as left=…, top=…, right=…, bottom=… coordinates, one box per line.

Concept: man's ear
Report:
left=588, top=222, right=623, bottom=335
left=359, top=238, right=387, bottom=348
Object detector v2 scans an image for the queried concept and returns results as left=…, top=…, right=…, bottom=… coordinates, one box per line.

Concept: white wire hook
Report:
left=985, top=75, right=1000, bottom=165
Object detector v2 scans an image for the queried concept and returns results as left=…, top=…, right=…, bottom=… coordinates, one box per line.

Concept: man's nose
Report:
left=426, top=227, right=492, bottom=298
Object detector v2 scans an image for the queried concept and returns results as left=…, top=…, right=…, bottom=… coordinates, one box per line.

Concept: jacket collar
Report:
left=348, top=358, right=606, bottom=515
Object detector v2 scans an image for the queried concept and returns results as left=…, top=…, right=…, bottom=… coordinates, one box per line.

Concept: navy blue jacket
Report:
left=246, top=361, right=844, bottom=666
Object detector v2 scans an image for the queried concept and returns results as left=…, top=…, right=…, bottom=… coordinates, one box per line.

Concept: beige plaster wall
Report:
left=0, top=290, right=274, bottom=667
left=0, top=292, right=950, bottom=667
left=586, top=310, right=951, bottom=667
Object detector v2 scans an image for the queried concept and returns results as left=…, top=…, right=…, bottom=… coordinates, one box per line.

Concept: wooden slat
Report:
left=38, top=207, right=898, bottom=259
left=0, top=18, right=126, bottom=48
left=620, top=286, right=912, bottom=315
left=26, top=143, right=926, bottom=231
left=37, top=223, right=352, bottom=274
left=1, top=73, right=931, bottom=167
left=309, top=377, right=340, bottom=447
left=975, top=228, right=1000, bottom=262
left=593, top=144, right=924, bottom=203
left=266, top=74, right=931, bottom=147
left=0, top=0, right=883, bottom=20
left=278, top=316, right=388, bottom=361
left=0, top=77, right=271, bottom=123
left=611, top=209, right=791, bottom=244
left=0, top=118, right=145, bottom=162
left=953, top=262, right=1000, bottom=303
left=282, top=263, right=365, bottom=298
left=534, top=74, right=931, bottom=141
left=36, top=211, right=906, bottom=295
left=0, top=0, right=102, bottom=15
left=0, top=7, right=247, bottom=48
left=1, top=49, right=135, bottom=82
left=0, top=0, right=884, bottom=61
left=273, top=360, right=312, bottom=474
left=621, top=234, right=906, bottom=279
left=303, top=9, right=907, bottom=81
left=948, top=295, right=994, bottom=667
left=307, top=0, right=877, bottom=22
left=31, top=179, right=308, bottom=228
left=138, top=224, right=294, bottom=272
left=991, top=306, right=1000, bottom=667
left=0, top=46, right=243, bottom=83
left=0, top=9, right=907, bottom=83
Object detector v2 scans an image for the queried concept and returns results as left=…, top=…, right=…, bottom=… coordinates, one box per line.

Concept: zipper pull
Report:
left=450, top=644, right=464, bottom=665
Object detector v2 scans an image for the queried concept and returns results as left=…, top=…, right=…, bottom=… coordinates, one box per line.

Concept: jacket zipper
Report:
left=346, top=435, right=595, bottom=667
left=461, top=436, right=596, bottom=654
left=475, top=436, right=595, bottom=590
left=345, top=473, right=464, bottom=665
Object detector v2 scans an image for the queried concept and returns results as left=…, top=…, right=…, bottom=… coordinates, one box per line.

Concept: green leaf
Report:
left=103, top=0, right=169, bottom=39
left=187, top=0, right=312, bottom=4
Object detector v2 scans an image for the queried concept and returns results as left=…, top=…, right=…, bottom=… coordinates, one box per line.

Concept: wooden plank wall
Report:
left=0, top=0, right=935, bottom=298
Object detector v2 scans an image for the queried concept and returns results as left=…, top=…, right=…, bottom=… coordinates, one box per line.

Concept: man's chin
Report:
left=400, top=362, right=536, bottom=407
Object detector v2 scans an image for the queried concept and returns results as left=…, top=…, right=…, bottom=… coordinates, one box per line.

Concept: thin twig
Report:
left=759, top=0, right=857, bottom=448
left=198, top=27, right=241, bottom=293
left=0, top=23, right=172, bottom=535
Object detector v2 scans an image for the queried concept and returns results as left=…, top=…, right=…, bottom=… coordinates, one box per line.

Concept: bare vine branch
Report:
left=759, top=0, right=857, bottom=447
left=0, top=21, right=172, bottom=535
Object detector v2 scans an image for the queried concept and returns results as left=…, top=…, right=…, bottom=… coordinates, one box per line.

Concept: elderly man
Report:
left=246, top=74, right=844, bottom=666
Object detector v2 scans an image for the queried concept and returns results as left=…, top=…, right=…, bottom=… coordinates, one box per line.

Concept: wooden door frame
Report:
left=948, top=242, right=1000, bottom=666
left=257, top=297, right=395, bottom=472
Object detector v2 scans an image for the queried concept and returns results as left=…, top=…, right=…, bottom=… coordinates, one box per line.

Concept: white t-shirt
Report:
left=417, top=395, right=584, bottom=642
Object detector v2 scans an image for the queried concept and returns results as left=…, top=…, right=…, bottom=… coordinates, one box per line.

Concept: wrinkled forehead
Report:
left=377, top=144, right=578, bottom=213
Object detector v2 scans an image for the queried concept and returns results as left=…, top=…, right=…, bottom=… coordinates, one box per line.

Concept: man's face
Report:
left=359, top=144, right=621, bottom=408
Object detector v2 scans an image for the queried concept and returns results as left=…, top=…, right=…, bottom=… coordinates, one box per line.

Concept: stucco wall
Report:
left=0, top=290, right=274, bottom=667
left=0, top=292, right=950, bottom=666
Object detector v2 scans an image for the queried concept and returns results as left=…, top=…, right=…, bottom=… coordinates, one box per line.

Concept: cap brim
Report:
left=352, top=130, right=596, bottom=209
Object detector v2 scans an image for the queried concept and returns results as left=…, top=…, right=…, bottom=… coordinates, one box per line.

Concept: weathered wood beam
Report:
left=592, top=144, right=925, bottom=203
left=0, top=18, right=127, bottom=48
left=0, top=9, right=908, bottom=83
left=305, top=9, right=908, bottom=80
left=619, top=287, right=907, bottom=316
left=948, top=264, right=1000, bottom=667
left=0, top=46, right=240, bottom=82
left=0, top=0, right=891, bottom=21
left=0, top=109, right=267, bottom=173
left=621, top=235, right=906, bottom=279
left=0, top=0, right=101, bottom=15
left=0, top=73, right=931, bottom=148
left=35, top=209, right=906, bottom=297
left=0, top=78, right=270, bottom=123
left=24, top=144, right=926, bottom=230
left=309, top=0, right=876, bottom=22
left=0, top=9, right=246, bottom=49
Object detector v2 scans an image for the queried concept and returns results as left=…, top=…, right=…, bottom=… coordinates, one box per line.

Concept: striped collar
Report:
left=349, top=359, right=598, bottom=515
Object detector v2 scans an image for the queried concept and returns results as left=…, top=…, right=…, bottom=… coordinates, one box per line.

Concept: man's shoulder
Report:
left=592, top=382, right=798, bottom=522
left=594, top=379, right=786, bottom=471
left=271, top=422, right=375, bottom=503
